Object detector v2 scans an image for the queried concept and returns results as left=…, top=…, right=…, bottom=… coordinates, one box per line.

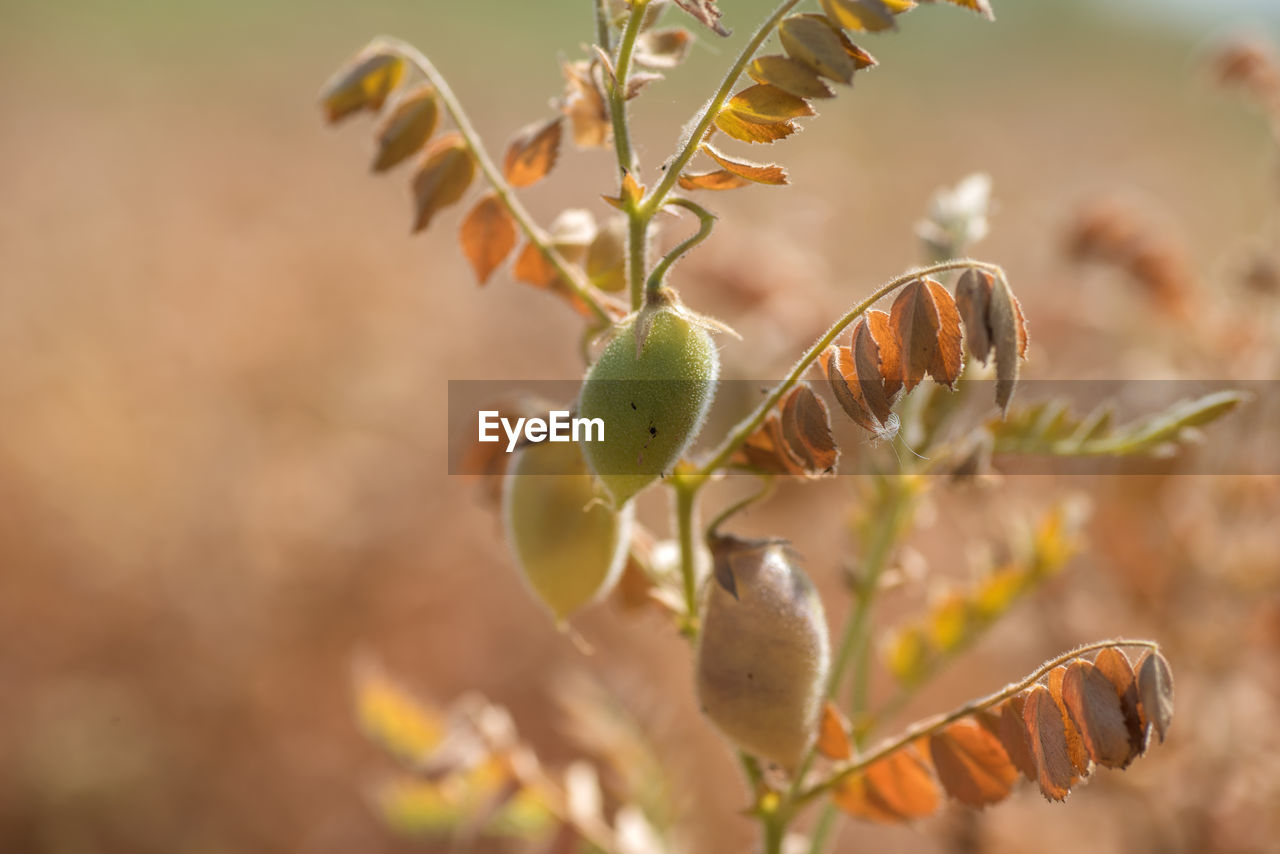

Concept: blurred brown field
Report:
left=2, top=1, right=1279, bottom=852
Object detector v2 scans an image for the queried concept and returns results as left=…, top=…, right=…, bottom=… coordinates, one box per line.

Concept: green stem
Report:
left=628, top=213, right=649, bottom=311
left=646, top=198, right=717, bottom=298
left=594, top=0, right=614, bottom=54
left=697, top=260, right=1006, bottom=477
left=675, top=478, right=702, bottom=635
left=609, top=0, right=649, bottom=176
left=763, top=814, right=786, bottom=854
left=796, top=639, right=1163, bottom=805
left=376, top=36, right=613, bottom=326
left=807, top=806, right=838, bottom=854
left=705, top=475, right=775, bottom=538
left=639, top=0, right=804, bottom=217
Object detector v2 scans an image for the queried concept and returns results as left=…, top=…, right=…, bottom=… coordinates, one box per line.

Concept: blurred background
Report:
left=2, top=0, right=1279, bottom=852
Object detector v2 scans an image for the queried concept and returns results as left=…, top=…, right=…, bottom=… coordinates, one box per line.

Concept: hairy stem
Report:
left=375, top=36, right=613, bottom=325
left=796, top=638, right=1163, bottom=805
left=594, top=0, right=614, bottom=54
left=646, top=198, right=717, bottom=298
left=639, top=0, right=803, bottom=217
left=628, top=213, right=649, bottom=311
left=675, top=477, right=702, bottom=636
left=609, top=0, right=649, bottom=176
left=697, top=260, right=1006, bottom=476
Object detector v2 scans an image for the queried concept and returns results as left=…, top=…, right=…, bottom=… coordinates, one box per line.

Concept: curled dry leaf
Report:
left=748, top=55, right=835, bottom=100
left=625, top=71, right=665, bottom=100
left=1047, top=666, right=1091, bottom=776
left=1061, top=660, right=1133, bottom=769
left=678, top=170, right=753, bottom=191
left=634, top=28, right=694, bottom=69
left=954, top=268, right=1027, bottom=413
left=779, top=14, right=857, bottom=84
left=459, top=192, right=517, bottom=285
left=820, top=0, right=898, bottom=33
left=561, top=60, right=611, bottom=148
left=1092, top=647, right=1146, bottom=759
left=320, top=46, right=406, bottom=123
left=889, top=278, right=964, bottom=393
left=372, top=84, right=439, bottom=172
left=503, top=116, right=564, bottom=188
left=702, top=144, right=789, bottom=185
left=996, top=694, right=1037, bottom=783
left=735, top=385, right=838, bottom=477
left=673, top=0, right=730, bottom=36
left=833, top=746, right=940, bottom=823
left=412, top=133, right=475, bottom=233
left=1136, top=650, right=1174, bottom=745
left=821, top=310, right=900, bottom=440
left=1022, top=684, right=1076, bottom=801
left=929, top=719, right=1018, bottom=807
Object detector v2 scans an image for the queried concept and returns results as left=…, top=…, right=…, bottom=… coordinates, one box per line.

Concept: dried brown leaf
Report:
left=513, top=242, right=561, bottom=290
left=779, top=14, right=856, bottom=84
left=1136, top=650, right=1174, bottom=745
left=817, top=701, right=853, bottom=761
left=561, top=60, right=611, bottom=148
left=929, top=719, right=1018, bottom=807
left=888, top=278, right=964, bottom=393
left=702, top=143, right=789, bottom=185
left=1022, top=685, right=1075, bottom=801
left=411, top=133, right=475, bottom=233
left=1062, top=660, right=1134, bottom=769
left=1092, top=647, right=1145, bottom=758
left=990, top=275, right=1028, bottom=414
left=736, top=414, right=806, bottom=475
left=821, top=0, right=897, bottom=33
left=503, top=117, right=564, bottom=188
left=997, top=695, right=1037, bottom=782
left=747, top=55, right=836, bottom=99
left=320, top=47, right=405, bottom=123
left=832, top=774, right=902, bottom=824
left=677, top=170, right=753, bottom=191
left=955, top=268, right=994, bottom=364
left=634, top=28, right=694, bottom=69
left=1047, top=666, right=1091, bottom=776
left=372, top=84, right=438, bottom=172
left=865, top=746, right=941, bottom=820
left=459, top=193, right=517, bottom=285
left=723, top=84, right=816, bottom=124
left=673, top=0, right=729, bottom=36
left=779, top=384, right=839, bottom=474
left=822, top=344, right=898, bottom=439
left=626, top=71, right=665, bottom=99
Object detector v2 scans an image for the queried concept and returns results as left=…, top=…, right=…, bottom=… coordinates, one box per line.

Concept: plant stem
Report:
left=795, top=638, right=1162, bottom=805
left=628, top=213, right=649, bottom=311
left=646, top=198, right=717, bottom=298
left=375, top=37, right=614, bottom=326
left=763, top=814, right=786, bottom=854
left=609, top=0, right=649, bottom=176
left=807, top=806, right=838, bottom=854
left=594, top=0, right=614, bottom=54
left=674, top=477, right=702, bottom=635
left=705, top=475, right=775, bottom=538
left=697, top=260, right=1006, bottom=476
left=639, top=0, right=804, bottom=217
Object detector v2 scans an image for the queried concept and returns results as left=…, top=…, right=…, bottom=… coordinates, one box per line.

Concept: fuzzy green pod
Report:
left=502, top=439, right=633, bottom=623
left=577, top=299, right=719, bottom=506
left=695, top=536, right=831, bottom=770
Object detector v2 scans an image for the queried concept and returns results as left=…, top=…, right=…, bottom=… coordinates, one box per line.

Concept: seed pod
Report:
left=502, top=439, right=633, bottom=623
left=695, top=535, right=831, bottom=770
left=577, top=294, right=720, bottom=506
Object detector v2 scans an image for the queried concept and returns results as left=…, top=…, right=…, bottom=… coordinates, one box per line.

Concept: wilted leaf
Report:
left=678, top=170, right=753, bottom=191
left=1092, top=647, right=1145, bottom=758
left=459, top=193, right=517, bottom=285
left=320, top=46, right=405, bottom=123
left=865, top=746, right=941, bottom=820
left=514, top=242, right=561, bottom=289
left=1061, top=660, right=1134, bottom=769
left=412, top=133, right=475, bottom=233
left=832, top=774, right=901, bottom=823
left=929, top=720, right=1018, bottom=807
left=1047, top=667, right=1090, bottom=776
left=955, top=268, right=994, bottom=363
left=561, top=60, right=611, bottom=148
left=779, top=14, right=856, bottom=84
left=1136, top=650, right=1174, bottom=745
left=820, top=0, right=897, bottom=32
left=634, top=28, right=693, bottom=69
left=372, top=85, right=439, bottom=172
left=889, top=278, right=964, bottom=392
left=990, top=274, right=1028, bottom=414
left=817, top=701, right=853, bottom=761
left=779, top=384, right=839, bottom=474
left=626, top=71, right=665, bottom=99
left=997, top=694, right=1037, bottom=783
left=673, top=0, right=729, bottom=35
left=712, top=111, right=799, bottom=144
left=922, top=0, right=994, bottom=20
left=503, top=117, right=563, bottom=188
left=1022, top=685, right=1075, bottom=801
left=747, top=55, right=835, bottom=99
left=702, top=144, right=789, bottom=185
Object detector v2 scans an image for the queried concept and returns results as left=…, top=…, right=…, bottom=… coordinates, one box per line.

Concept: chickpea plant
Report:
left=320, top=1, right=1241, bottom=851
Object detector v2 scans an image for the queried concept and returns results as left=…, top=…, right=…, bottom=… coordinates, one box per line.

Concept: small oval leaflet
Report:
left=372, top=84, right=439, bottom=173
left=412, top=133, right=475, bottom=233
